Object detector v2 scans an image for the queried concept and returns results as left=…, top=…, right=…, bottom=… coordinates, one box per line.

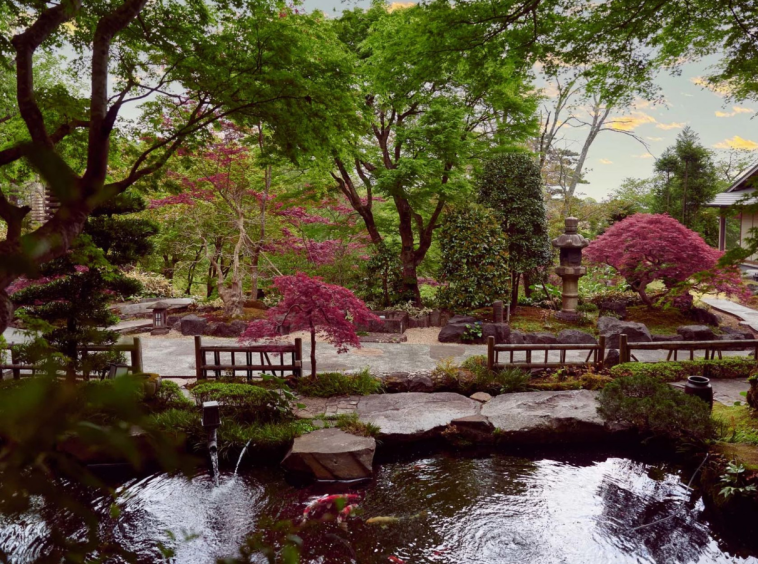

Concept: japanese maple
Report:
left=240, top=273, right=380, bottom=377
left=584, top=214, right=747, bottom=306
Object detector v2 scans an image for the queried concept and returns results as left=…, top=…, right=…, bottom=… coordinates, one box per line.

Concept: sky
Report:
left=301, top=0, right=758, bottom=202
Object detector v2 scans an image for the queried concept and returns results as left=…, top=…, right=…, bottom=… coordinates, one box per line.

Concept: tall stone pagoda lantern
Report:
left=551, top=217, right=589, bottom=321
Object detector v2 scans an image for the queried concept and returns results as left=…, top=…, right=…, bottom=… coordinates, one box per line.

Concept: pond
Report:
left=2, top=449, right=757, bottom=563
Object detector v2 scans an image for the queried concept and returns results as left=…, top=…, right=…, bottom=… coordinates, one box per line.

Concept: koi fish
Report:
left=337, top=503, right=357, bottom=523
left=366, top=516, right=401, bottom=525
left=302, top=494, right=361, bottom=522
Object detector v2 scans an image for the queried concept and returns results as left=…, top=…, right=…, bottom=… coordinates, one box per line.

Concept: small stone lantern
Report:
left=151, top=301, right=171, bottom=335
left=551, top=217, right=589, bottom=321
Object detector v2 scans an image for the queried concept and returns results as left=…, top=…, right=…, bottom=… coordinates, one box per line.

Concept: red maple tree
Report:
left=585, top=213, right=747, bottom=307
left=240, top=273, right=380, bottom=377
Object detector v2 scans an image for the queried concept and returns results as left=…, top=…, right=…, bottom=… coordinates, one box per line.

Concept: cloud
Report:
left=598, top=158, right=613, bottom=164
left=388, top=1, right=415, bottom=10
left=633, top=153, right=655, bottom=159
left=691, top=76, right=735, bottom=97
left=607, top=111, right=657, bottom=131
left=656, top=121, right=685, bottom=130
left=681, top=92, right=694, bottom=97
left=714, top=136, right=758, bottom=150
left=646, top=136, right=664, bottom=141
left=715, top=106, right=755, bottom=118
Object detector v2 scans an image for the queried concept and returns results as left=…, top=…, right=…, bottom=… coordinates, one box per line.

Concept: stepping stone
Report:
left=481, top=390, right=608, bottom=443
left=470, top=392, right=492, bottom=403
left=282, top=428, right=375, bottom=481
left=357, top=392, right=480, bottom=442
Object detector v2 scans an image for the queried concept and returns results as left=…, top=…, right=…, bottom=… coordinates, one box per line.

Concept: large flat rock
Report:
left=281, top=428, right=375, bottom=481
left=357, top=392, right=480, bottom=442
left=481, top=390, right=608, bottom=443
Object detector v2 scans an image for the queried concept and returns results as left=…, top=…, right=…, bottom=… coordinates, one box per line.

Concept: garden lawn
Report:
left=507, top=306, right=597, bottom=335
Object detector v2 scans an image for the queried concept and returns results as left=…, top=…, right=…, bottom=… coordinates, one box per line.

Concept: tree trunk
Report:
left=523, top=272, right=532, bottom=299
left=310, top=325, right=317, bottom=378
left=396, top=197, right=422, bottom=305
left=510, top=271, right=520, bottom=313
left=251, top=163, right=271, bottom=300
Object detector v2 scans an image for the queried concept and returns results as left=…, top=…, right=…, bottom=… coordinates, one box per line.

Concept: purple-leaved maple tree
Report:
left=240, top=273, right=380, bottom=377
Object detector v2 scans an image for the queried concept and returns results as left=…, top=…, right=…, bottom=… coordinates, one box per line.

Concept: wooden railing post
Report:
left=10, top=348, right=20, bottom=380
left=487, top=336, right=496, bottom=370
left=294, top=338, right=303, bottom=378
left=130, top=337, right=143, bottom=374
left=619, top=334, right=628, bottom=364
left=597, top=336, right=605, bottom=369
left=195, top=336, right=205, bottom=380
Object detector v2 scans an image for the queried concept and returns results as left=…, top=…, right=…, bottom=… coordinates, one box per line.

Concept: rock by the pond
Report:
left=180, top=314, right=208, bottom=336
left=598, top=316, right=652, bottom=348
left=722, top=326, right=754, bottom=339
left=357, top=392, right=479, bottom=442
left=408, top=375, right=435, bottom=393
left=281, top=428, right=375, bottom=481
left=470, top=392, right=492, bottom=403
left=604, top=348, right=620, bottom=368
left=652, top=334, right=683, bottom=342
left=524, top=332, right=558, bottom=345
left=383, top=372, right=411, bottom=393
left=677, top=325, right=715, bottom=341
left=438, top=323, right=469, bottom=343
left=508, top=330, right=526, bottom=345
left=481, top=390, right=608, bottom=443
left=447, top=414, right=495, bottom=443
left=557, top=329, right=597, bottom=345
left=482, top=322, right=510, bottom=344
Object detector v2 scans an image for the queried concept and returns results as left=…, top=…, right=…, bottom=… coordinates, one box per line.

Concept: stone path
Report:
left=702, top=297, right=758, bottom=332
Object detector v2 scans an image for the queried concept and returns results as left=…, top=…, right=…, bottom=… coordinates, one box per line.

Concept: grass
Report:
left=714, top=403, right=758, bottom=446
left=625, top=305, right=699, bottom=335
left=460, top=355, right=531, bottom=393
left=296, top=369, right=382, bottom=397
left=509, top=306, right=596, bottom=335
left=611, top=357, right=757, bottom=382
left=332, top=413, right=381, bottom=438
left=216, top=419, right=316, bottom=460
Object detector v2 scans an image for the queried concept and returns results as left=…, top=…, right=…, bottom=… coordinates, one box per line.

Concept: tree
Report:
left=241, top=273, right=379, bottom=377
left=329, top=3, right=538, bottom=304
left=437, top=206, right=510, bottom=313
left=477, top=153, right=552, bottom=311
left=652, top=127, right=720, bottom=245
left=584, top=213, right=746, bottom=308
left=0, top=0, right=357, bottom=334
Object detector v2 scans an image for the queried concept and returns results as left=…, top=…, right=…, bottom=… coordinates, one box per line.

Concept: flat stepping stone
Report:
left=282, top=428, right=375, bottom=481
left=357, top=392, right=480, bottom=442
left=481, top=390, right=607, bottom=443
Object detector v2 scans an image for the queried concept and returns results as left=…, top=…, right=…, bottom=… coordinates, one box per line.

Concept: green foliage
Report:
left=461, top=323, right=484, bottom=342
left=611, top=357, right=757, bottom=382
left=713, top=403, right=758, bottom=446
left=217, top=420, right=316, bottom=459
left=437, top=206, right=510, bottom=312
left=362, top=243, right=407, bottom=307
left=719, top=462, right=757, bottom=500
left=476, top=153, right=553, bottom=275
left=332, top=412, right=381, bottom=438
left=296, top=369, right=382, bottom=398
left=151, top=380, right=193, bottom=410
left=597, top=374, right=714, bottom=443
left=461, top=355, right=531, bottom=394
left=191, top=382, right=293, bottom=423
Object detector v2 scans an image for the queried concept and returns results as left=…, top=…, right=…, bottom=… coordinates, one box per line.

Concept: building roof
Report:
left=708, top=161, right=758, bottom=208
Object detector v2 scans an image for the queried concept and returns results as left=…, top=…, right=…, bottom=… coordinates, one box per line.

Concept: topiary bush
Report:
left=437, top=206, right=511, bottom=313
left=191, top=382, right=293, bottom=422
left=611, top=357, right=757, bottom=382
left=597, top=374, right=714, bottom=444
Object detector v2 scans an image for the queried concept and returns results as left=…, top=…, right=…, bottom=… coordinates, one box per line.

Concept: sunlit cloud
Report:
left=656, top=122, right=685, bottom=130
left=633, top=153, right=654, bottom=159
left=715, top=106, right=755, bottom=118
left=598, top=158, right=613, bottom=164
left=691, top=76, right=736, bottom=97
left=714, top=136, right=758, bottom=150
left=388, top=2, right=416, bottom=11
left=607, top=111, right=657, bottom=131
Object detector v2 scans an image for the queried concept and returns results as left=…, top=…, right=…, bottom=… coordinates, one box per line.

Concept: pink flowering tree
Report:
left=585, top=214, right=748, bottom=307
left=240, top=273, right=380, bottom=377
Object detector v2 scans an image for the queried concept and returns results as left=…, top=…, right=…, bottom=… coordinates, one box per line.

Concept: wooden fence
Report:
left=0, top=337, right=143, bottom=379
left=487, top=336, right=606, bottom=371
left=618, top=334, right=758, bottom=364
left=194, top=336, right=303, bottom=380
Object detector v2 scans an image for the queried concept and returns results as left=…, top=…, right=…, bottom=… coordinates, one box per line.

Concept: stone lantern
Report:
left=150, top=301, right=170, bottom=335
left=551, top=217, right=589, bottom=321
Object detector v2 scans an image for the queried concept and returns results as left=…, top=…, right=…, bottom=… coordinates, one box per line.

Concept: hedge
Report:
left=191, top=382, right=292, bottom=422
left=610, top=357, right=757, bottom=382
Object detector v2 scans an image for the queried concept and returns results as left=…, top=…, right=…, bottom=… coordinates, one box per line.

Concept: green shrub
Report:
left=150, top=408, right=198, bottom=434
left=297, top=369, right=382, bottom=397
left=191, top=382, right=293, bottom=422
left=217, top=420, right=315, bottom=458
left=333, top=413, right=381, bottom=438
left=461, top=356, right=530, bottom=393
left=597, top=374, right=714, bottom=444
left=611, top=357, right=757, bottom=382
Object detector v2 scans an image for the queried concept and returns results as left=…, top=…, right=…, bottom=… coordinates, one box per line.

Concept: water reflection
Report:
left=0, top=451, right=756, bottom=564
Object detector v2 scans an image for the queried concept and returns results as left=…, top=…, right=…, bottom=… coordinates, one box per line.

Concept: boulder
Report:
left=383, top=372, right=411, bottom=393
left=524, top=332, right=558, bottom=345
left=408, top=375, right=435, bottom=393
left=722, top=326, right=754, bottom=339
left=597, top=300, right=627, bottom=320
left=447, top=414, right=496, bottom=444
left=677, top=325, right=716, bottom=341
left=180, top=314, right=208, bottom=336
left=557, top=329, right=597, bottom=345
left=717, top=333, right=751, bottom=351
left=209, top=320, right=248, bottom=338
left=481, top=390, right=609, bottom=443
left=688, top=306, right=720, bottom=327
left=604, top=348, right=620, bottom=369
left=470, top=392, right=492, bottom=403
left=508, top=330, right=527, bottom=345
left=652, top=334, right=683, bottom=342
left=447, top=315, right=478, bottom=325
left=281, top=428, right=375, bottom=481
left=598, top=316, right=652, bottom=348
left=481, top=322, right=510, bottom=344
left=438, top=323, right=469, bottom=343
left=356, top=392, right=480, bottom=442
